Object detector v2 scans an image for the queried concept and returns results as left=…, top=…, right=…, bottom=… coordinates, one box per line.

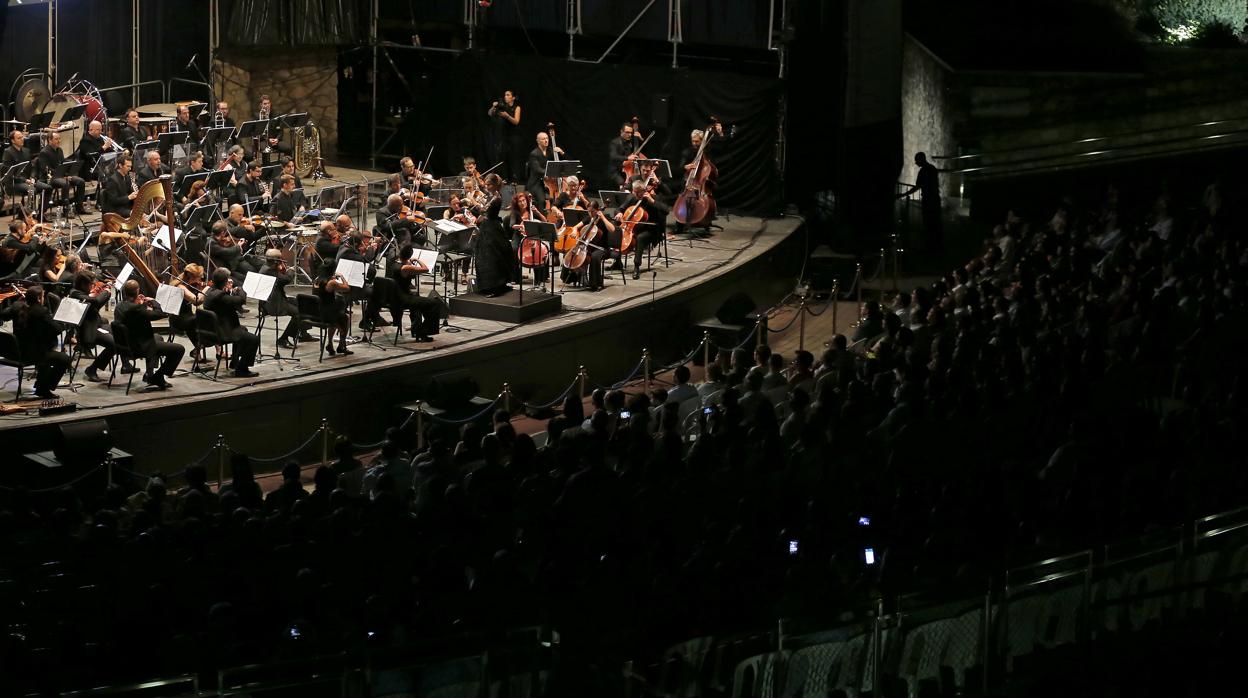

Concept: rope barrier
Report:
left=0, top=464, right=107, bottom=493
left=424, top=395, right=503, bottom=425
left=803, top=293, right=836, bottom=317
left=765, top=309, right=802, bottom=334
left=233, top=428, right=324, bottom=465
left=520, top=376, right=580, bottom=411
left=594, top=355, right=646, bottom=391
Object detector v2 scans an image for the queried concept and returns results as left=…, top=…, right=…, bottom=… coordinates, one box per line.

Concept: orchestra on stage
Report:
left=0, top=86, right=728, bottom=397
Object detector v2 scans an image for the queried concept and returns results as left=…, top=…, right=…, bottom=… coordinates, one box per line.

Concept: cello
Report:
left=673, top=116, right=721, bottom=227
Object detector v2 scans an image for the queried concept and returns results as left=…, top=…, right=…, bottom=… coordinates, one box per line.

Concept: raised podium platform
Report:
left=449, top=289, right=563, bottom=324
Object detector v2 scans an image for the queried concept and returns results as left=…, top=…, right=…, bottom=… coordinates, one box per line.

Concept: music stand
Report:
left=133, top=139, right=159, bottom=163
left=94, top=150, right=119, bottom=179
left=183, top=203, right=218, bottom=234
left=177, top=171, right=209, bottom=201
left=521, top=220, right=557, bottom=297
left=562, top=207, right=590, bottom=227
left=157, top=130, right=189, bottom=158
left=205, top=168, right=234, bottom=199
left=638, top=159, right=673, bottom=179
left=260, top=164, right=282, bottom=182
left=186, top=103, right=207, bottom=121
left=280, top=112, right=309, bottom=130
left=202, top=126, right=235, bottom=157
left=598, top=190, right=630, bottom=210
left=544, top=160, right=581, bottom=181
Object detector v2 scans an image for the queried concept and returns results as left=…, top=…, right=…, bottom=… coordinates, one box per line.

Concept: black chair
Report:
left=0, top=331, right=36, bottom=399
left=106, top=321, right=139, bottom=394
left=194, top=309, right=231, bottom=379
left=255, top=303, right=299, bottom=368
left=294, top=293, right=330, bottom=362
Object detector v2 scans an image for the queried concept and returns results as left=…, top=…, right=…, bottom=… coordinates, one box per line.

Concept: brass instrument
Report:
left=292, top=121, right=322, bottom=178
left=214, top=109, right=225, bottom=128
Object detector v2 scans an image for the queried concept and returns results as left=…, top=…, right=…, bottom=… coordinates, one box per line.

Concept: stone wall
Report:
left=900, top=35, right=959, bottom=196
left=213, top=48, right=338, bottom=160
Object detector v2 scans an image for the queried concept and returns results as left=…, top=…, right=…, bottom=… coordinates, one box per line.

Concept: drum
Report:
left=298, top=243, right=320, bottom=277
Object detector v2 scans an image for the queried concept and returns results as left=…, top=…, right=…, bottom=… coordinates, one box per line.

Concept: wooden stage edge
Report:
left=1, top=213, right=808, bottom=472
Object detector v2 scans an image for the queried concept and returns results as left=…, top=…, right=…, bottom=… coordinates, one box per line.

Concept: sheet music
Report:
left=242, top=271, right=277, bottom=300
left=335, top=258, right=367, bottom=288
left=153, top=225, right=183, bottom=252
left=155, top=283, right=184, bottom=316
left=52, top=297, right=88, bottom=326
left=413, top=249, right=440, bottom=271
left=433, top=219, right=469, bottom=233
left=113, top=263, right=134, bottom=291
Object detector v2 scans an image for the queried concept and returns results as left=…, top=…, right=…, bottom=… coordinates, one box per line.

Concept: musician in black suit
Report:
left=204, top=267, right=260, bottom=378
left=173, top=104, right=201, bottom=146
left=209, top=220, right=257, bottom=283
left=525, top=131, right=562, bottom=210
left=259, top=249, right=312, bottom=349
left=36, top=132, right=87, bottom=214
left=606, top=122, right=643, bottom=189
left=101, top=154, right=137, bottom=216
left=269, top=174, right=305, bottom=223
left=374, top=193, right=419, bottom=246
left=229, top=161, right=266, bottom=208
left=616, top=178, right=667, bottom=280
left=135, top=149, right=169, bottom=187
left=276, top=156, right=302, bottom=189
left=75, top=120, right=114, bottom=183
left=1, top=219, right=43, bottom=277
left=115, top=279, right=183, bottom=389
left=117, top=109, right=146, bottom=152
left=69, top=271, right=136, bottom=381
left=173, top=151, right=207, bottom=200
left=211, top=101, right=237, bottom=129
left=0, top=286, right=71, bottom=398
left=2, top=130, right=51, bottom=199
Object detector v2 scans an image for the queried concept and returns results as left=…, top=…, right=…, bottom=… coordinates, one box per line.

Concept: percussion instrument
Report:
left=14, top=78, right=51, bottom=122
left=135, top=103, right=180, bottom=118
left=42, top=93, right=96, bottom=157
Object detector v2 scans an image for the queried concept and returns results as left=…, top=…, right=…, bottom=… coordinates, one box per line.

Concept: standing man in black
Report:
left=116, top=279, right=183, bottom=389
left=2, top=287, right=71, bottom=398
left=606, top=122, right=642, bottom=190
left=525, top=131, right=562, bottom=211
left=204, top=267, right=260, bottom=378
left=617, top=179, right=667, bottom=280
left=899, top=152, right=943, bottom=252
left=36, top=132, right=87, bottom=215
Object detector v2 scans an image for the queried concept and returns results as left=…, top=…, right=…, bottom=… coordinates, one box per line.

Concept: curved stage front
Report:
left=0, top=214, right=806, bottom=472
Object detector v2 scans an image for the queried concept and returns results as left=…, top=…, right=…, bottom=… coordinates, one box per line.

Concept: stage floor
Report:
left=0, top=179, right=803, bottom=439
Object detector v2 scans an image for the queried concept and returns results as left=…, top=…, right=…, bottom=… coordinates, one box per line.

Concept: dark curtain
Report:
left=485, top=0, right=772, bottom=48
left=389, top=51, right=783, bottom=215
left=225, top=0, right=365, bottom=46
left=1, top=4, right=48, bottom=119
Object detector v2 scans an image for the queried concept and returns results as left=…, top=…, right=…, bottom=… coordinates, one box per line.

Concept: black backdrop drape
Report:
left=387, top=51, right=784, bottom=215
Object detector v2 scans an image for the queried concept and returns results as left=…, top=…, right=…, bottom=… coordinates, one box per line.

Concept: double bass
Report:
left=673, top=116, right=721, bottom=227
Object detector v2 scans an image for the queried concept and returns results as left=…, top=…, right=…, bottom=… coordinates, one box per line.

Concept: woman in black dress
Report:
left=314, top=268, right=352, bottom=356
left=487, top=90, right=522, bottom=183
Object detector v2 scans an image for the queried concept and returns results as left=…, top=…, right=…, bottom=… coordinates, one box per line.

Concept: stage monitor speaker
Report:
left=651, top=94, right=671, bottom=128
left=54, top=419, right=112, bottom=467
left=426, top=370, right=480, bottom=410
left=715, top=292, right=757, bottom=326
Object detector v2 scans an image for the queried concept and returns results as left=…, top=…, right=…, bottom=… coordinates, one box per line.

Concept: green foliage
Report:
left=1146, top=0, right=1248, bottom=31
left=1191, top=19, right=1245, bottom=45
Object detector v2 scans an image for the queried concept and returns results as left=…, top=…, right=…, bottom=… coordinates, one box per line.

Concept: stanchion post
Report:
left=798, top=299, right=807, bottom=352
left=216, top=434, right=226, bottom=488
left=757, top=316, right=767, bottom=348
left=854, top=262, right=864, bottom=327
left=415, top=400, right=425, bottom=451
left=702, top=331, right=710, bottom=368
left=642, top=349, right=651, bottom=394
left=578, top=366, right=587, bottom=399
left=105, top=455, right=114, bottom=488
left=502, top=383, right=511, bottom=415
left=832, top=279, right=840, bottom=336
left=320, top=418, right=329, bottom=467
